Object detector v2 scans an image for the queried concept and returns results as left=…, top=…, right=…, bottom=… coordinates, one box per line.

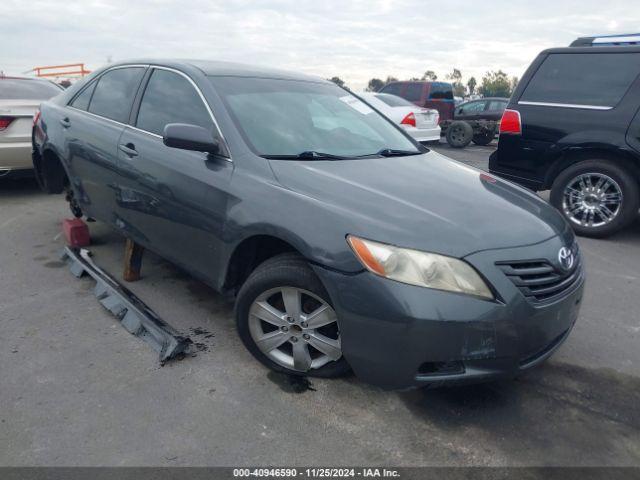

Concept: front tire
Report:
left=446, top=121, right=473, bottom=148
left=550, top=159, right=639, bottom=237
left=235, top=253, right=350, bottom=378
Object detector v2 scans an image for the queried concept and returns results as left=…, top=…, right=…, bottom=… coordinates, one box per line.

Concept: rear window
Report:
left=520, top=53, right=640, bottom=108
left=428, top=82, right=453, bottom=100
left=374, top=93, right=415, bottom=107
left=0, top=78, right=61, bottom=100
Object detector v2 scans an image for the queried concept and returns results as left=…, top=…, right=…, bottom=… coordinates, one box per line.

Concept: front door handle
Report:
left=60, top=117, right=71, bottom=128
left=118, top=143, right=138, bottom=157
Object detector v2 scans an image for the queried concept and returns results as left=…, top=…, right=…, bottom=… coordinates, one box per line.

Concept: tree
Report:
left=422, top=70, right=437, bottom=81
left=366, top=78, right=385, bottom=92
left=328, top=76, right=347, bottom=89
left=467, top=76, right=477, bottom=95
left=385, top=76, right=398, bottom=85
left=446, top=68, right=466, bottom=97
left=478, top=70, right=515, bottom=97
left=510, top=76, right=519, bottom=94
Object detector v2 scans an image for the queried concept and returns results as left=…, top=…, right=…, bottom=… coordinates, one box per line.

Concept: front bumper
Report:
left=312, top=236, right=584, bottom=390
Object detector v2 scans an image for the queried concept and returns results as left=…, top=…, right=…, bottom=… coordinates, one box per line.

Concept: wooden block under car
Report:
left=62, top=218, right=91, bottom=248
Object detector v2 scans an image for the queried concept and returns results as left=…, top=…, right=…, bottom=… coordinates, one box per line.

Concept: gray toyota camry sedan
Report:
left=32, top=60, right=584, bottom=389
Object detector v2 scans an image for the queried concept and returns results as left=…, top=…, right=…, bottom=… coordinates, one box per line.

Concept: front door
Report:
left=114, top=68, right=233, bottom=280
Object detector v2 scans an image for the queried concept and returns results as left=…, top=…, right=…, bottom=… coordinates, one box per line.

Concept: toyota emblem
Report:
left=558, top=246, right=574, bottom=271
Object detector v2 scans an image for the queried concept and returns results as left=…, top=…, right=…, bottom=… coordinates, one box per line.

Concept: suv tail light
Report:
left=33, top=110, right=41, bottom=127
left=0, top=116, right=15, bottom=131
left=499, top=109, right=522, bottom=134
left=401, top=112, right=416, bottom=127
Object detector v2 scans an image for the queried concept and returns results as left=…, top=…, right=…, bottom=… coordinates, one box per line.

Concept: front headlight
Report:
left=347, top=235, right=494, bottom=300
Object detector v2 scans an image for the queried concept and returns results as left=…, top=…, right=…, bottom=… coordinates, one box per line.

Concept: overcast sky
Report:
left=1, top=0, right=639, bottom=90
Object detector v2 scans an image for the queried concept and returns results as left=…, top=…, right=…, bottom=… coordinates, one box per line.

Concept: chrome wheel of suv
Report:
left=248, top=286, right=342, bottom=372
left=562, top=173, right=623, bottom=227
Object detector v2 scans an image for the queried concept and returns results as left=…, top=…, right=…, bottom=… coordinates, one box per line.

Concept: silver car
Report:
left=0, top=76, right=62, bottom=178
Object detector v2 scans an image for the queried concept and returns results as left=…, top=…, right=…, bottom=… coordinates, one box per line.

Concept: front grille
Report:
left=497, top=245, right=583, bottom=303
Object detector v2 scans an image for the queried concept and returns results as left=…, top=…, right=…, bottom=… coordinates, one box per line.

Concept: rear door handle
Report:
left=60, top=117, right=71, bottom=128
left=118, top=143, right=138, bottom=157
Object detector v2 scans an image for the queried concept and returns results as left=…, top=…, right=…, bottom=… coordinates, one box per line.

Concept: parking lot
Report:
left=1, top=141, right=639, bottom=467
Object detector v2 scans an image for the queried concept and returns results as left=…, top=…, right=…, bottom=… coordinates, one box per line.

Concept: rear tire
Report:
left=446, top=121, right=473, bottom=148
left=235, top=253, right=350, bottom=378
left=550, top=159, right=639, bottom=237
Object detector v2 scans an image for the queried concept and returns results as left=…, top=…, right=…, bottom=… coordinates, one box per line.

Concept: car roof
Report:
left=0, top=75, right=54, bottom=82
left=106, top=59, right=328, bottom=83
left=540, top=45, right=640, bottom=54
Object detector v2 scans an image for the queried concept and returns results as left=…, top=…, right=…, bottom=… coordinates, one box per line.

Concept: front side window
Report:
left=460, top=101, right=486, bottom=114
left=0, top=78, right=61, bottom=100
left=136, top=69, right=214, bottom=136
left=521, top=53, right=640, bottom=107
left=88, top=67, right=145, bottom=123
left=379, top=83, right=402, bottom=96
left=210, top=77, right=419, bottom=158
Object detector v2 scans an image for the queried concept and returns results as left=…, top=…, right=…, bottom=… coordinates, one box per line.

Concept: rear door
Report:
left=115, top=67, right=233, bottom=278
left=64, top=66, right=146, bottom=221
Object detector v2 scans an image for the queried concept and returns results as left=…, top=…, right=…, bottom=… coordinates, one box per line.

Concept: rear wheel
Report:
left=235, top=253, right=350, bottom=378
left=446, top=121, right=473, bottom=148
left=550, top=159, right=639, bottom=237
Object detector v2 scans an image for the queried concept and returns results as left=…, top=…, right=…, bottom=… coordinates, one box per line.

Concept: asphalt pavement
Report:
left=1, top=143, right=639, bottom=467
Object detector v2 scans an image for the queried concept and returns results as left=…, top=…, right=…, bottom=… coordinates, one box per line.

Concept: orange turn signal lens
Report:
left=347, top=235, right=386, bottom=275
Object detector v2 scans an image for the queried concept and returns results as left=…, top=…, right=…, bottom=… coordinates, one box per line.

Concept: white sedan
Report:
left=359, top=92, right=440, bottom=143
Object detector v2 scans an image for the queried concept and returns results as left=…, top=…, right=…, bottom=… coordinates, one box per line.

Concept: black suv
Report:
left=489, top=34, right=640, bottom=237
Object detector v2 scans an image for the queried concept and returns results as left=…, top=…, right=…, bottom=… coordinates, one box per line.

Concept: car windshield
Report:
left=0, top=78, right=62, bottom=100
left=209, top=76, right=420, bottom=158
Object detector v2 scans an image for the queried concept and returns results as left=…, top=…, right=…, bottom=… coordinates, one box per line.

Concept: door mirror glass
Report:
left=163, top=123, right=219, bottom=154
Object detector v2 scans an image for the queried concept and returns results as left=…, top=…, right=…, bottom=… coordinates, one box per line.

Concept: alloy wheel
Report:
left=248, top=287, right=342, bottom=372
left=562, top=173, right=623, bottom=228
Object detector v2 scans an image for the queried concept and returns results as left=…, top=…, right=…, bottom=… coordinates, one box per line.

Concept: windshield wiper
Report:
left=374, top=148, right=422, bottom=157
left=262, top=151, right=348, bottom=160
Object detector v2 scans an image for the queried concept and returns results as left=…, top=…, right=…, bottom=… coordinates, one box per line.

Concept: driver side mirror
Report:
left=163, top=123, right=219, bottom=154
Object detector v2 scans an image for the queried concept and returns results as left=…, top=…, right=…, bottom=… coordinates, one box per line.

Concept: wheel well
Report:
left=223, top=235, right=300, bottom=293
left=544, top=149, right=640, bottom=190
left=36, top=148, right=68, bottom=194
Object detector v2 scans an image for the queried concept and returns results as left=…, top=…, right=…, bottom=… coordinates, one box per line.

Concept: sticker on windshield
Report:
left=339, top=95, right=374, bottom=115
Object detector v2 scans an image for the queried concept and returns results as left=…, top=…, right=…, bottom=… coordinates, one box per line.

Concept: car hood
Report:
left=269, top=151, right=571, bottom=259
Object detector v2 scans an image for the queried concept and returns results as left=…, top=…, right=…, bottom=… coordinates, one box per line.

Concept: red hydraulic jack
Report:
left=62, top=218, right=91, bottom=248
